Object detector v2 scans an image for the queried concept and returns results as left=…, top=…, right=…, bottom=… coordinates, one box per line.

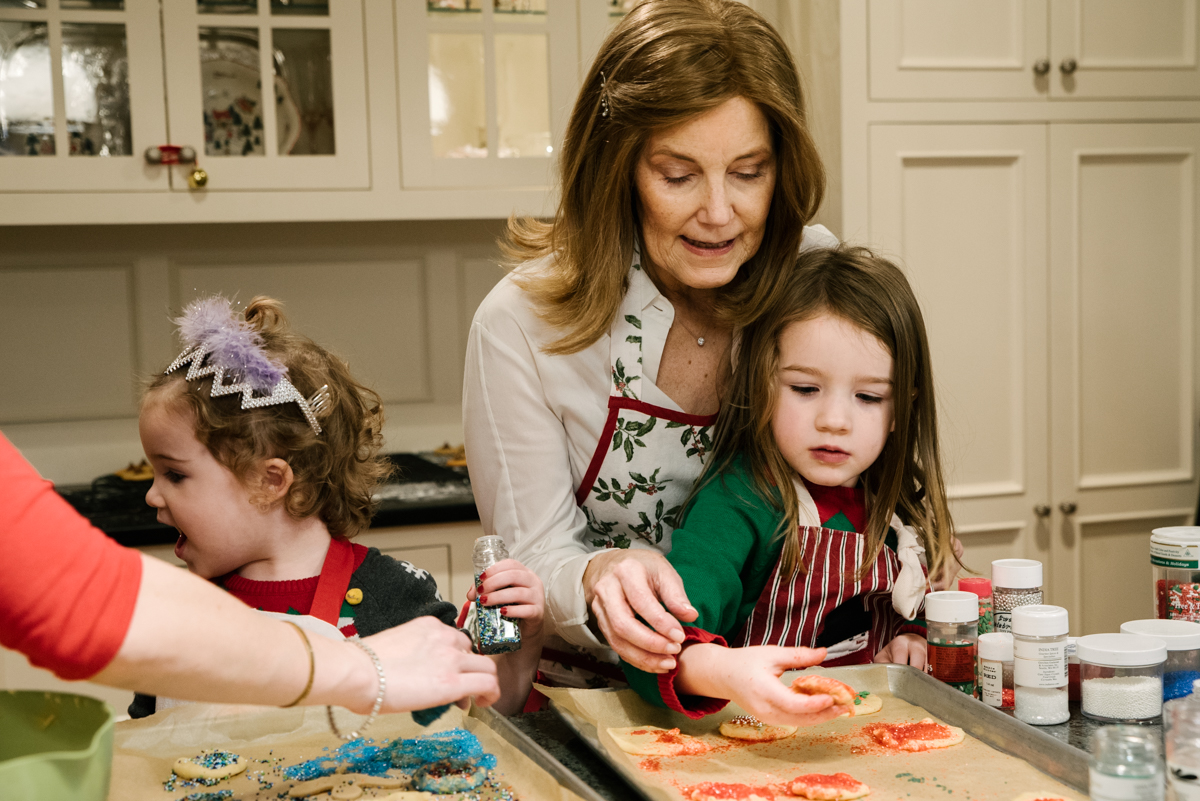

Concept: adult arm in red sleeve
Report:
left=0, top=434, right=502, bottom=713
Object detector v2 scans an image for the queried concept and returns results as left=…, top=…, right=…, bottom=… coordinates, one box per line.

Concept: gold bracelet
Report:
left=282, top=621, right=315, bottom=708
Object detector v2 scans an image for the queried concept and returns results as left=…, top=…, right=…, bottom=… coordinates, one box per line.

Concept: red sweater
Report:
left=0, top=434, right=142, bottom=680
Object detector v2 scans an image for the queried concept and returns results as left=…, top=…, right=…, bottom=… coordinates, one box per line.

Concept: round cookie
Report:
left=791, top=674, right=857, bottom=715
left=608, top=725, right=712, bottom=756
left=849, top=689, right=883, bottom=716
left=411, top=761, right=488, bottom=793
left=862, top=717, right=966, bottom=751
left=172, top=750, right=248, bottom=781
left=789, top=772, right=871, bottom=800
left=718, top=715, right=798, bottom=742
left=1010, top=795, right=1073, bottom=801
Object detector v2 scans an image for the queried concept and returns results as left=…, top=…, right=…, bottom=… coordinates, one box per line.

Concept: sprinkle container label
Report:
left=1013, top=639, right=1067, bottom=662
left=928, top=642, right=976, bottom=694
left=1014, top=655, right=1068, bottom=688
left=1151, top=540, right=1200, bottom=569
left=1089, top=768, right=1164, bottom=800
left=980, top=661, right=1003, bottom=706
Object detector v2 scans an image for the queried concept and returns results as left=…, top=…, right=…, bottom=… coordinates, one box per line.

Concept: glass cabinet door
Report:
left=395, top=0, right=577, bottom=189
left=160, top=0, right=369, bottom=191
left=0, top=0, right=167, bottom=191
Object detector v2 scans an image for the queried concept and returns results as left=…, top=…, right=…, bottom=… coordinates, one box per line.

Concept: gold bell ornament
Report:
left=188, top=167, right=208, bottom=189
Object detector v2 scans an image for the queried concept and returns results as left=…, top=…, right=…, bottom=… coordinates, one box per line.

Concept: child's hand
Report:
left=929, top=535, right=965, bottom=591
left=873, top=633, right=927, bottom=670
left=676, top=643, right=846, bottom=728
left=467, top=558, right=544, bottom=641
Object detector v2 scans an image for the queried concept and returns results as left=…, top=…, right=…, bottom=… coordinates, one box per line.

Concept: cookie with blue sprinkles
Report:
left=172, top=750, right=248, bottom=781
left=411, top=760, right=489, bottom=793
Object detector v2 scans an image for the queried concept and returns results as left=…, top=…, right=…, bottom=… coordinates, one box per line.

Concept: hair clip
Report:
left=599, top=71, right=610, bottom=118
left=165, top=297, right=324, bottom=435
left=308, top=384, right=332, bottom=418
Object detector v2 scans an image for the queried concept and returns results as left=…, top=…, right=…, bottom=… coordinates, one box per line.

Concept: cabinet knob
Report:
left=1033, top=59, right=1050, bottom=76
left=187, top=168, right=209, bottom=190
left=1034, top=504, right=1052, bottom=518
left=1059, top=501, right=1078, bottom=515
left=1060, top=57, right=1077, bottom=75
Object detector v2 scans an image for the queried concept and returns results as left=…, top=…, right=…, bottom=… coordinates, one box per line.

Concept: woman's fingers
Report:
left=592, top=596, right=676, bottom=673
left=594, top=577, right=682, bottom=656
left=652, top=563, right=698, bottom=623
left=368, top=617, right=499, bottom=713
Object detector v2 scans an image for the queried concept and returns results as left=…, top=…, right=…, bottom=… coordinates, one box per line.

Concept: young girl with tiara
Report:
left=622, top=245, right=958, bottom=724
left=131, top=296, right=543, bottom=719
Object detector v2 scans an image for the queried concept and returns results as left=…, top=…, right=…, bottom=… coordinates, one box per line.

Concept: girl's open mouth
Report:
left=174, top=531, right=188, bottom=558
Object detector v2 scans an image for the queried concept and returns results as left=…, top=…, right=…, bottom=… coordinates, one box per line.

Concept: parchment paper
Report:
left=540, top=666, right=1086, bottom=801
left=109, top=702, right=585, bottom=801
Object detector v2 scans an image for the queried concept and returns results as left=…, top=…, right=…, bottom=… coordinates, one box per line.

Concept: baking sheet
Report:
left=109, top=702, right=589, bottom=801
left=541, top=665, right=1087, bottom=801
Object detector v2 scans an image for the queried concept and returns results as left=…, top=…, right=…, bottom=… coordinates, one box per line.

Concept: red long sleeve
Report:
left=0, top=434, right=142, bottom=680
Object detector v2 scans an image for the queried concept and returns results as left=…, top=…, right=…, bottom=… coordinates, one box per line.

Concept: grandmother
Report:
left=464, top=0, right=837, bottom=684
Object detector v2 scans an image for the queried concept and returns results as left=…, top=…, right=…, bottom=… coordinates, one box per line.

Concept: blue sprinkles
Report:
left=1165, top=670, right=1200, bottom=700
left=281, top=738, right=391, bottom=781
left=387, top=728, right=497, bottom=772
left=180, top=792, right=232, bottom=801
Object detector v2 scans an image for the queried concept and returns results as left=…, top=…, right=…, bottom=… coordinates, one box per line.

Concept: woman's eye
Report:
left=664, top=174, right=692, bottom=185
left=734, top=170, right=763, bottom=181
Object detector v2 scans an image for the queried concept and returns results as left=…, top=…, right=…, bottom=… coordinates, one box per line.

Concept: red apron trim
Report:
left=575, top=395, right=717, bottom=507
left=541, top=647, right=628, bottom=683
left=309, top=537, right=357, bottom=626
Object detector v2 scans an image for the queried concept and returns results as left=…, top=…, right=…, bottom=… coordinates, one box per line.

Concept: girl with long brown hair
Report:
left=621, top=246, right=959, bottom=723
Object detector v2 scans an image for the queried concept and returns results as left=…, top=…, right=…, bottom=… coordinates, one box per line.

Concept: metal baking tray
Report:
left=472, top=705, right=610, bottom=801
left=549, top=664, right=1089, bottom=800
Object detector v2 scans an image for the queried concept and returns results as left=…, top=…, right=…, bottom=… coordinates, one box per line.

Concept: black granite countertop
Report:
left=58, top=452, right=477, bottom=548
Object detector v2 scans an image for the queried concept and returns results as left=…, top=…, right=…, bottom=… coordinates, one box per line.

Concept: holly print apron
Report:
left=539, top=261, right=718, bottom=687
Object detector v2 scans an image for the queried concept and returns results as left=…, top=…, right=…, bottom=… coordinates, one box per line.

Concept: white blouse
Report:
left=462, top=225, right=838, bottom=650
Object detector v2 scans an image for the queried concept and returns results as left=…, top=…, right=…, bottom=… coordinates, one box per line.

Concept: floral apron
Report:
left=539, top=264, right=718, bottom=688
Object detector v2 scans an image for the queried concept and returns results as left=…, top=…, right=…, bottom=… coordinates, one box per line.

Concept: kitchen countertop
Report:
left=57, top=452, right=477, bottom=548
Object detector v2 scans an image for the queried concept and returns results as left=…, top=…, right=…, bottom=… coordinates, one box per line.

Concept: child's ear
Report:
left=257, top=458, right=294, bottom=505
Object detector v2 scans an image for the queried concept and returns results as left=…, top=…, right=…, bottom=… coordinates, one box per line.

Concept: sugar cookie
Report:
left=289, top=773, right=409, bottom=798
left=718, top=715, right=798, bottom=742
left=411, top=761, right=488, bottom=793
left=608, top=725, right=712, bottom=756
left=789, top=772, right=871, bottom=800
left=791, top=674, right=857, bottom=715
left=1010, top=794, right=1072, bottom=801
left=849, top=689, right=883, bottom=716
left=862, top=718, right=965, bottom=751
left=172, top=750, right=248, bottom=781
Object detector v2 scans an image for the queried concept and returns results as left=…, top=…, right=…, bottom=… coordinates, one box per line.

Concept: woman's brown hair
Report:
left=143, top=296, right=391, bottom=538
left=702, top=245, right=956, bottom=580
left=504, top=0, right=826, bottom=354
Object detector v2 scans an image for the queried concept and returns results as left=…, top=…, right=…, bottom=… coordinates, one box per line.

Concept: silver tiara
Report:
left=164, top=343, right=330, bottom=435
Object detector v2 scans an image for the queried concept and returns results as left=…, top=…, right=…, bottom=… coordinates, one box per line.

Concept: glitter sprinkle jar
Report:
left=925, top=591, right=979, bottom=695
left=1012, top=604, right=1070, bottom=725
left=1121, top=618, right=1200, bottom=701
left=978, top=632, right=1014, bottom=709
left=1152, top=527, right=1200, bottom=622
left=472, top=535, right=521, bottom=655
left=958, top=577, right=994, bottom=635
left=991, top=559, right=1043, bottom=634
left=1078, top=633, right=1167, bottom=723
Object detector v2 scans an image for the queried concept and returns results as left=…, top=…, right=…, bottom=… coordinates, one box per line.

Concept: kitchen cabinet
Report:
left=869, top=0, right=1200, bottom=101
left=844, top=0, right=1200, bottom=635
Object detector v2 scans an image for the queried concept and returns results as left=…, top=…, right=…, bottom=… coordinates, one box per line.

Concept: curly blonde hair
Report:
left=143, top=296, right=391, bottom=538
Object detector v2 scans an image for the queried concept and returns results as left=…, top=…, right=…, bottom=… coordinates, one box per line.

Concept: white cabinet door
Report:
left=1048, top=122, right=1200, bottom=635
left=0, top=0, right=168, bottom=192
left=1049, top=0, right=1200, bottom=100
left=867, top=0, right=1049, bottom=100
left=868, top=123, right=1052, bottom=582
left=395, top=0, right=577, bottom=191
left=160, top=0, right=370, bottom=192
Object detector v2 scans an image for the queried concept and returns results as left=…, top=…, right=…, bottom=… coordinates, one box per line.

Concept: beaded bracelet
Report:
left=327, top=635, right=386, bottom=741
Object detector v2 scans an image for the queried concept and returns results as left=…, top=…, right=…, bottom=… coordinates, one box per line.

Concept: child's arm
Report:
left=675, top=643, right=846, bottom=727
left=467, top=557, right=545, bottom=716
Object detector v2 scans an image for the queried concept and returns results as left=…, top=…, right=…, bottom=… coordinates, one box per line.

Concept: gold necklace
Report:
left=673, top=314, right=709, bottom=347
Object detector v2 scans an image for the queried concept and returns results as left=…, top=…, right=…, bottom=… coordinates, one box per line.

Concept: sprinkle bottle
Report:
left=1012, top=604, right=1070, bottom=725
left=1165, top=680, right=1200, bottom=801
left=1121, top=618, right=1200, bottom=701
left=1077, top=633, right=1166, bottom=723
left=925, top=591, right=979, bottom=695
left=1089, top=725, right=1164, bottom=801
left=958, top=577, right=994, bottom=635
left=472, top=535, right=521, bottom=655
left=991, top=559, right=1043, bottom=634
left=978, top=632, right=1014, bottom=709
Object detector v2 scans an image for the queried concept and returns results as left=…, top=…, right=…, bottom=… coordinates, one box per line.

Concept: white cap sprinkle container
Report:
left=925, top=591, right=979, bottom=696
left=1077, top=633, right=1167, bottom=722
left=992, top=559, right=1044, bottom=633
left=1121, top=618, right=1200, bottom=701
left=978, top=632, right=1014, bottom=709
left=1011, top=605, right=1069, bottom=725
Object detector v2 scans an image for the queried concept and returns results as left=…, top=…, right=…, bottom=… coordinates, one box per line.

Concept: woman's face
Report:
left=634, top=95, right=777, bottom=294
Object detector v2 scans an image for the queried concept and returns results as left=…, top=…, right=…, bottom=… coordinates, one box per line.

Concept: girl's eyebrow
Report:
left=780, top=365, right=893, bottom=385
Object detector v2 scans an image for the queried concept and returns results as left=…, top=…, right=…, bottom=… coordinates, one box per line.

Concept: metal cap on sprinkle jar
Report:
left=925, top=591, right=979, bottom=623
left=1077, top=633, right=1167, bottom=667
left=1011, top=604, right=1068, bottom=636
left=991, top=558, right=1043, bottom=588
left=979, top=632, right=1014, bottom=661
left=1120, top=619, right=1200, bottom=651
left=958, top=577, right=992, bottom=598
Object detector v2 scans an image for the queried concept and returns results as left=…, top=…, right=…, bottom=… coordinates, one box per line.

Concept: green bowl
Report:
left=0, top=690, right=114, bottom=801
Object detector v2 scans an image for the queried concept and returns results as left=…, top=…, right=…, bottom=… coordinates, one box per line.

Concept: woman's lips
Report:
left=680, top=235, right=736, bottom=256
left=810, top=447, right=850, bottom=465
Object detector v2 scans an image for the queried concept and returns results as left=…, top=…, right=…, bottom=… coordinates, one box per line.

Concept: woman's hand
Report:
left=466, top=557, right=545, bottom=641
left=872, top=633, right=928, bottom=671
left=929, top=535, right=965, bottom=591
left=676, top=643, right=845, bottom=727
left=583, top=549, right=698, bottom=673
left=361, top=616, right=500, bottom=713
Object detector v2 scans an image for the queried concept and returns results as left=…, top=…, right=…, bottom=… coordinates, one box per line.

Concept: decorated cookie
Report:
left=1010, top=795, right=1073, bottom=801
left=862, top=717, right=966, bottom=751
left=411, top=761, right=488, bottom=793
left=849, top=689, right=883, bottom=716
left=789, top=772, right=872, bottom=800
left=608, top=726, right=712, bottom=756
left=289, top=774, right=409, bottom=799
left=718, top=715, right=798, bottom=742
left=686, top=782, right=780, bottom=801
left=172, top=750, right=248, bottom=781
left=791, top=674, right=857, bottom=715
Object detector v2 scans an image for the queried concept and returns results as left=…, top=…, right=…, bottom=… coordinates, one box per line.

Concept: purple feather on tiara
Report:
left=175, top=297, right=286, bottom=393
